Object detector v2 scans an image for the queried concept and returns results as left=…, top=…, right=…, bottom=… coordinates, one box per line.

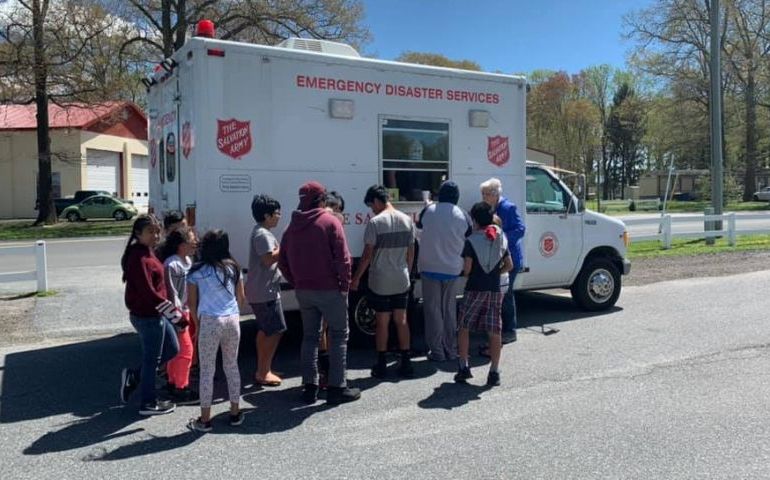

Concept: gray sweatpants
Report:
left=295, top=289, right=349, bottom=388
left=422, top=276, right=463, bottom=360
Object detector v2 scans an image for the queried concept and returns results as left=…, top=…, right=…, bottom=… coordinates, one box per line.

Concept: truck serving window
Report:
left=381, top=118, right=449, bottom=202
left=526, top=167, right=568, bottom=214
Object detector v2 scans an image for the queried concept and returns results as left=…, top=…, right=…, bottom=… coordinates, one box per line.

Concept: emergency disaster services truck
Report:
left=146, top=25, right=631, bottom=340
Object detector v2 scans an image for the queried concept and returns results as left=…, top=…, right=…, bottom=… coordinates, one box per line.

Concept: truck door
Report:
left=523, top=166, right=583, bottom=287
left=158, top=78, right=181, bottom=212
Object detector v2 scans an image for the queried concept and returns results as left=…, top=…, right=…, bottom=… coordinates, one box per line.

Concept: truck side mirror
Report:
left=578, top=198, right=585, bottom=212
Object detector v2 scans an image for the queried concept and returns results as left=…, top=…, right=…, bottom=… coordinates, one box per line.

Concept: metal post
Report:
left=35, top=240, right=48, bottom=292
left=710, top=0, right=724, bottom=222
left=727, top=212, right=736, bottom=246
left=704, top=206, right=715, bottom=246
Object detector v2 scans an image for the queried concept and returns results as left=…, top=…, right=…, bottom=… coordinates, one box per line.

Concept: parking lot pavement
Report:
left=2, top=270, right=770, bottom=479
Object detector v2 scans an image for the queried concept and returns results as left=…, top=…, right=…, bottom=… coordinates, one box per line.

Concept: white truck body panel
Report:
left=148, top=37, right=629, bottom=310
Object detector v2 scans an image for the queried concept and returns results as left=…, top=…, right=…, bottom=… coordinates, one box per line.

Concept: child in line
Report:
left=246, top=194, right=286, bottom=387
left=455, top=202, right=513, bottom=387
left=187, top=230, right=245, bottom=432
left=120, top=214, right=180, bottom=415
left=159, top=226, right=200, bottom=405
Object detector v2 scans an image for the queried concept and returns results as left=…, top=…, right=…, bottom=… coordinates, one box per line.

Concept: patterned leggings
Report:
left=198, top=314, right=241, bottom=409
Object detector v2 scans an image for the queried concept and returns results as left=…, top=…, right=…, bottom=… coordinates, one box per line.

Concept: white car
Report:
left=753, top=187, right=770, bottom=201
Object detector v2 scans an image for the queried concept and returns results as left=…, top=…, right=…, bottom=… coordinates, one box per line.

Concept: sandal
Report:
left=254, top=374, right=282, bottom=387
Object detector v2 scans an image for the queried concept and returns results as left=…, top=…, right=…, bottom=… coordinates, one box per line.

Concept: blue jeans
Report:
left=130, top=314, right=180, bottom=405
left=501, top=269, right=519, bottom=334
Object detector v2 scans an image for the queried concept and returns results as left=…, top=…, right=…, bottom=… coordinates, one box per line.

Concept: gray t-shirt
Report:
left=245, top=225, right=282, bottom=303
left=364, top=209, right=416, bottom=295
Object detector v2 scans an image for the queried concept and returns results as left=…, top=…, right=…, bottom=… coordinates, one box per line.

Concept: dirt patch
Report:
left=626, top=250, right=770, bottom=286
left=0, top=294, right=42, bottom=346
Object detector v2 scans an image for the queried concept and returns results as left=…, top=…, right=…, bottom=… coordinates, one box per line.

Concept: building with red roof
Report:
left=0, top=101, right=149, bottom=218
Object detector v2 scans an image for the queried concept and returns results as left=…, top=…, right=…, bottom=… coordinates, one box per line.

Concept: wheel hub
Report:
left=587, top=269, right=614, bottom=303
left=354, top=297, right=376, bottom=336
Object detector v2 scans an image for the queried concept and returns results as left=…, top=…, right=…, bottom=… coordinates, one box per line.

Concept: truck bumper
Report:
left=622, top=258, right=631, bottom=275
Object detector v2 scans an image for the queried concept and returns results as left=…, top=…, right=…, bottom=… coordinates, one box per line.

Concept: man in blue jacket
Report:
left=481, top=178, right=525, bottom=345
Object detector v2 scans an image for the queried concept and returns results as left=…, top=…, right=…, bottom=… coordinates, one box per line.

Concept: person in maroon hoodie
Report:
left=119, top=214, right=180, bottom=415
left=279, top=181, right=361, bottom=405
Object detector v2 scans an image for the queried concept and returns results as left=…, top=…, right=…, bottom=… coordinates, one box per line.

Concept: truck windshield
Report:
left=526, top=167, right=570, bottom=214
left=381, top=118, right=449, bottom=202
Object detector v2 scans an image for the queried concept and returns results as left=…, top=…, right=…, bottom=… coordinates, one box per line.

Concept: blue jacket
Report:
left=496, top=196, right=525, bottom=269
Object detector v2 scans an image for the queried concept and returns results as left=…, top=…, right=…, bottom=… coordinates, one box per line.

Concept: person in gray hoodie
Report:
left=416, top=180, right=472, bottom=361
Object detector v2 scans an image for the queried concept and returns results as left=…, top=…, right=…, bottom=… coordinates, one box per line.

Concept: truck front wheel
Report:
left=571, top=257, right=621, bottom=311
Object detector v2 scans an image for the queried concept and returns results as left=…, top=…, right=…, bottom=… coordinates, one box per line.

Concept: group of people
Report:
left=118, top=177, right=524, bottom=432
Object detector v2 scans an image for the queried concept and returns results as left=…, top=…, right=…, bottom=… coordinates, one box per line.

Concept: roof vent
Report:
left=277, top=38, right=360, bottom=58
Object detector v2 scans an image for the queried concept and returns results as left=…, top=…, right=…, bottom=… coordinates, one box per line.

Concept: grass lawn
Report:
left=587, top=199, right=770, bottom=215
left=629, top=234, right=770, bottom=259
left=0, top=219, right=132, bottom=241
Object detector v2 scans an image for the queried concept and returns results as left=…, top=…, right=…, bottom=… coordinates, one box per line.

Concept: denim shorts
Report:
left=250, top=298, right=287, bottom=336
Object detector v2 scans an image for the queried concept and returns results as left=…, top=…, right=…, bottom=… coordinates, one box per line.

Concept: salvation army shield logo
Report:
left=181, top=121, right=192, bottom=159
left=216, top=118, right=252, bottom=160
left=539, top=232, right=559, bottom=258
left=487, top=136, right=510, bottom=167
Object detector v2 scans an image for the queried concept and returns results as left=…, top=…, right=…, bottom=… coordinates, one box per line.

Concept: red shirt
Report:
left=124, top=244, right=168, bottom=317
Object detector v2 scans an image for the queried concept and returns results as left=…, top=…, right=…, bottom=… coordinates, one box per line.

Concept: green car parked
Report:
left=60, top=194, right=138, bottom=222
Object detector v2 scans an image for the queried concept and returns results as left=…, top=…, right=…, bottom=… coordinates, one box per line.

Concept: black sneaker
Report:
left=454, top=366, right=473, bottom=384
left=397, top=357, right=414, bottom=378
left=188, top=417, right=212, bottom=432
left=120, top=368, right=138, bottom=404
left=487, top=370, right=501, bottom=387
left=301, top=384, right=319, bottom=405
left=229, top=411, right=245, bottom=426
left=139, top=399, right=176, bottom=416
left=170, top=387, right=200, bottom=406
left=326, top=386, right=361, bottom=405
left=370, top=362, right=388, bottom=379
left=502, top=331, right=517, bottom=344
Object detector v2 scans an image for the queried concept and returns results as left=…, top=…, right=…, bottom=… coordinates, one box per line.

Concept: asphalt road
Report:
left=0, top=237, right=124, bottom=273
left=1, top=269, right=769, bottom=479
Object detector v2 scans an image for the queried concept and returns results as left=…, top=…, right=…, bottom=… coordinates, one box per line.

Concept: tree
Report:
left=606, top=83, right=647, bottom=197
left=116, top=0, right=370, bottom=60
left=0, top=0, right=111, bottom=224
left=395, top=51, right=481, bottom=71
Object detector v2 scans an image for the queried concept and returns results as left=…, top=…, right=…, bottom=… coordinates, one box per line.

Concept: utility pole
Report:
left=710, top=0, right=724, bottom=218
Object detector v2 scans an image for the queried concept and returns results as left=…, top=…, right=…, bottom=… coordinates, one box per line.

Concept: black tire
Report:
left=347, top=290, right=376, bottom=348
left=753, top=195, right=759, bottom=201
left=570, top=256, right=621, bottom=311
left=113, top=209, right=127, bottom=221
left=65, top=211, right=80, bottom=222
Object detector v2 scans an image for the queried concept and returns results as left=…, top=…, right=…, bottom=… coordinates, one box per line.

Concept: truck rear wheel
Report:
left=571, top=257, right=621, bottom=311
left=348, top=291, right=376, bottom=347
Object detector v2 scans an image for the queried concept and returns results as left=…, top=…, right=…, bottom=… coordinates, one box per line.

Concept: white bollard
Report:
left=662, top=215, right=672, bottom=249
left=35, top=240, right=48, bottom=292
left=727, top=212, right=736, bottom=246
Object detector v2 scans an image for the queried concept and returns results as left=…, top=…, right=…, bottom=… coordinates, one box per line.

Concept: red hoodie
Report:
left=278, top=208, right=351, bottom=292
left=124, top=244, right=168, bottom=317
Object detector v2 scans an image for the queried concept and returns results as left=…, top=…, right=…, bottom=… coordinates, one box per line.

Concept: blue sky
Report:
left=362, top=0, right=655, bottom=74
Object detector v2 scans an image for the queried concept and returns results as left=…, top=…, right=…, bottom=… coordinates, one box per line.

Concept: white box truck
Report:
left=146, top=29, right=631, bottom=340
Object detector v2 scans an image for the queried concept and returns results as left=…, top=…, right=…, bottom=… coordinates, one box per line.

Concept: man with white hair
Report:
left=480, top=178, right=525, bottom=347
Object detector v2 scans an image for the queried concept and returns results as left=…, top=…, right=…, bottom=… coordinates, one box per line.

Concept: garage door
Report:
left=130, top=154, right=149, bottom=210
left=86, top=149, right=120, bottom=196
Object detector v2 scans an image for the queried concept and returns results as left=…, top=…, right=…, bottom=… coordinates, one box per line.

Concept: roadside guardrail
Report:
left=0, top=240, right=48, bottom=291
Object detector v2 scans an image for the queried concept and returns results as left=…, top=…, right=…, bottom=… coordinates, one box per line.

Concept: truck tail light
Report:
left=207, top=49, right=225, bottom=57
left=186, top=206, right=196, bottom=227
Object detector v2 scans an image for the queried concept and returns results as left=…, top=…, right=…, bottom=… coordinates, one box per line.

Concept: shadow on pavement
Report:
left=3, top=292, right=620, bottom=460
left=418, top=382, right=489, bottom=410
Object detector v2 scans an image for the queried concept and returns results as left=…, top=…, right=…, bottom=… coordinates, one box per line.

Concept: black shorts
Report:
left=250, top=299, right=287, bottom=336
left=367, top=291, right=409, bottom=313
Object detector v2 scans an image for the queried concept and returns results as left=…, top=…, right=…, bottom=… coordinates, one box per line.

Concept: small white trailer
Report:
left=146, top=26, right=630, bottom=339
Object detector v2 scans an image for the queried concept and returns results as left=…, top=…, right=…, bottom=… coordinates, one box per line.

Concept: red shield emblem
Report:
left=182, top=121, right=192, bottom=159
left=216, top=118, right=252, bottom=160
left=539, top=232, right=559, bottom=258
left=487, top=136, right=510, bottom=167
